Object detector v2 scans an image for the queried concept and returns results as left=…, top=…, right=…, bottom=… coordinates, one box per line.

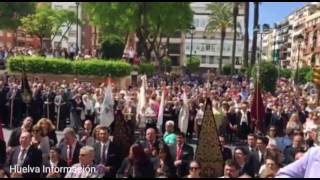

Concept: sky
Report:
left=249, top=2, right=307, bottom=36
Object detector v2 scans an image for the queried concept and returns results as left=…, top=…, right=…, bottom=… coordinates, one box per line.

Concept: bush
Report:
left=295, top=66, right=312, bottom=84
left=186, top=56, right=200, bottom=72
left=138, top=63, right=156, bottom=76
left=222, top=64, right=232, bottom=75
left=8, top=56, right=132, bottom=77
left=160, top=57, right=172, bottom=72
left=252, top=61, right=278, bottom=94
left=279, top=68, right=291, bottom=79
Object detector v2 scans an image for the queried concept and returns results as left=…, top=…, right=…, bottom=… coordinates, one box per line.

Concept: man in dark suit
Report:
left=169, top=132, right=194, bottom=178
left=94, top=127, right=120, bottom=178
left=43, top=147, right=68, bottom=178
left=7, top=117, right=33, bottom=148
left=139, top=127, right=161, bottom=171
left=6, top=84, right=24, bottom=128
left=5, top=131, right=42, bottom=178
left=0, top=80, right=9, bottom=127
left=243, top=134, right=260, bottom=175
left=140, top=127, right=160, bottom=158
left=58, top=127, right=82, bottom=167
left=283, top=133, right=304, bottom=165
left=219, top=135, right=232, bottom=161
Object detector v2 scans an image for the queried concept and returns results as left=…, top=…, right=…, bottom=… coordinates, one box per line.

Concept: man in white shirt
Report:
left=65, top=146, right=103, bottom=178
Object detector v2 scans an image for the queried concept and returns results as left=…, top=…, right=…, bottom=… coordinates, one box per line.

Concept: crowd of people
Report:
left=0, top=71, right=319, bottom=178
left=0, top=45, right=102, bottom=63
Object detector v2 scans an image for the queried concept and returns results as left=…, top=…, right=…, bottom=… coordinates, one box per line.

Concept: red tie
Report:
left=176, top=145, right=182, bottom=160
left=67, top=145, right=73, bottom=166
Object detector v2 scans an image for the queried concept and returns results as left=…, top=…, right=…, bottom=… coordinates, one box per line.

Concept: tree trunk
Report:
left=59, top=23, right=72, bottom=46
left=251, top=2, right=259, bottom=66
left=231, top=2, right=238, bottom=74
left=219, top=28, right=226, bottom=74
left=40, top=37, right=43, bottom=50
left=243, top=2, right=249, bottom=68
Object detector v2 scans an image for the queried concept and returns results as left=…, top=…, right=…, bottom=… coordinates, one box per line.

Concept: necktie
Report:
left=101, top=144, right=107, bottom=163
left=18, top=149, right=26, bottom=166
left=176, top=145, right=182, bottom=160
left=67, top=145, right=73, bottom=166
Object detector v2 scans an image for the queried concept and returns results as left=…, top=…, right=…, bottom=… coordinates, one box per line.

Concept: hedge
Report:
left=186, top=56, right=200, bottom=72
left=138, top=63, right=156, bottom=76
left=8, top=56, right=132, bottom=77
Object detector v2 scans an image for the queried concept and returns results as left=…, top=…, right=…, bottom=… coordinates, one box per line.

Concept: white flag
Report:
left=157, top=89, right=165, bottom=130
left=179, top=91, right=189, bottom=134
left=100, top=77, right=114, bottom=127
left=136, top=75, right=147, bottom=123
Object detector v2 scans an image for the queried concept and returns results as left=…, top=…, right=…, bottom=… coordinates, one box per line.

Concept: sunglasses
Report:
left=190, top=167, right=200, bottom=170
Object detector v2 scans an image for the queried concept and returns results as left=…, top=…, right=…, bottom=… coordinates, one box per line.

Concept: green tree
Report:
left=186, top=56, right=200, bottom=73
left=21, top=4, right=77, bottom=49
left=252, top=61, right=278, bottom=94
left=0, top=2, right=36, bottom=30
left=205, top=2, right=233, bottom=74
left=84, top=2, right=193, bottom=62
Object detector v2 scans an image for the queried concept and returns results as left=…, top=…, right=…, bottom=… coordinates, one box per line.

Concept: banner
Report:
left=178, top=90, right=189, bottom=134
left=250, top=85, right=265, bottom=132
left=100, top=77, right=114, bottom=127
left=195, top=98, right=224, bottom=178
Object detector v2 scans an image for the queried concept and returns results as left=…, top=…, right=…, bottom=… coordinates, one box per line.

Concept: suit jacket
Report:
left=43, top=159, right=68, bottom=178
left=283, top=146, right=304, bottom=165
left=5, top=145, right=42, bottom=178
left=8, top=127, right=22, bottom=147
left=116, top=157, right=154, bottom=178
left=0, top=140, right=6, bottom=166
left=93, top=141, right=120, bottom=178
left=222, top=146, right=232, bottom=161
left=169, top=144, right=194, bottom=178
left=58, top=140, right=82, bottom=166
left=140, top=140, right=160, bottom=157
left=243, top=145, right=260, bottom=175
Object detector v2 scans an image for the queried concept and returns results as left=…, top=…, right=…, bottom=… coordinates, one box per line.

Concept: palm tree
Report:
left=243, top=2, right=249, bottom=68
left=250, top=2, right=260, bottom=66
left=206, top=2, right=233, bottom=74
left=231, top=2, right=239, bottom=74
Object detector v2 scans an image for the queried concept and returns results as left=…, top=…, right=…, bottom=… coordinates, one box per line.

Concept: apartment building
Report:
left=184, top=2, right=245, bottom=70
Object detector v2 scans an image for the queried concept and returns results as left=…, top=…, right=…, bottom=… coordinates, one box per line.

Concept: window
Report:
left=68, top=30, right=77, bottom=37
left=206, top=44, right=210, bottom=51
left=201, top=56, right=207, bottom=64
left=209, top=56, right=214, bottom=64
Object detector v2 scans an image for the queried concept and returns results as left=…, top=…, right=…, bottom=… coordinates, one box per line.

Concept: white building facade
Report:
left=51, top=2, right=82, bottom=50
left=184, top=2, right=245, bottom=69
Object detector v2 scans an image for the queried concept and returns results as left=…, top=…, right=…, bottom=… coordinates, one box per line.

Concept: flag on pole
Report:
left=157, top=88, right=165, bottom=130
left=100, top=76, right=114, bottom=127
left=250, top=85, right=265, bottom=133
left=137, top=75, right=147, bottom=120
left=178, top=90, right=189, bottom=134
left=195, top=98, right=224, bottom=178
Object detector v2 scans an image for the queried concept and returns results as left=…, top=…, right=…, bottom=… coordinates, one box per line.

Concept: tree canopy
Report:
left=84, top=2, right=193, bottom=61
left=0, top=2, right=36, bottom=30
left=21, top=3, right=78, bottom=48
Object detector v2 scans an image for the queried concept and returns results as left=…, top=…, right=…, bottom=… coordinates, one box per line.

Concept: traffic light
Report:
left=312, top=67, right=320, bottom=86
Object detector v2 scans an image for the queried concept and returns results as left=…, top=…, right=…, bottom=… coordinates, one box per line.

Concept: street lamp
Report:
left=76, top=2, right=80, bottom=56
left=295, top=34, right=304, bottom=84
left=189, top=25, right=195, bottom=63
